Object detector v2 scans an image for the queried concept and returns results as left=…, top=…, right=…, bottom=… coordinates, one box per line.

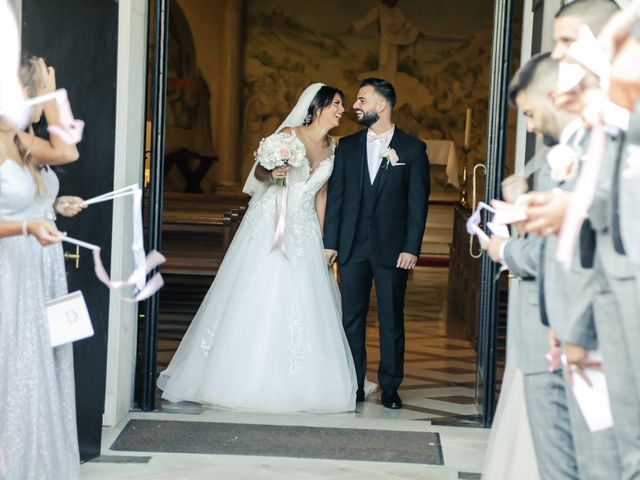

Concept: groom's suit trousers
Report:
left=340, top=238, right=408, bottom=391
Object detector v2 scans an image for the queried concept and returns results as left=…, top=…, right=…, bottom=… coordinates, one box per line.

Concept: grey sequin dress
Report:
left=0, top=160, right=80, bottom=480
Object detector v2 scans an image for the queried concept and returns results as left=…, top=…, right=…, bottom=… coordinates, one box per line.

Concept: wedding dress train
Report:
left=482, top=282, right=540, bottom=479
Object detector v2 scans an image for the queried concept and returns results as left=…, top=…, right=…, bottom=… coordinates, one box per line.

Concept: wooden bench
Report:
left=160, top=192, right=248, bottom=276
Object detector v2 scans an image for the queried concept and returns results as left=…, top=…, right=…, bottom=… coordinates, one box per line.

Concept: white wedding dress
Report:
left=158, top=130, right=359, bottom=413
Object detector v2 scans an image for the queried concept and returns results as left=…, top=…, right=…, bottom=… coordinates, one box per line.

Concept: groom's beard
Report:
left=356, top=110, right=379, bottom=127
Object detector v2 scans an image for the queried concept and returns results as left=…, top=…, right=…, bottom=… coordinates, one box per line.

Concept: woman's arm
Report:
left=0, top=219, right=62, bottom=245
left=255, top=164, right=272, bottom=182
left=24, top=61, right=79, bottom=166
left=315, top=183, right=328, bottom=235
left=255, top=164, right=288, bottom=183
left=18, top=129, right=79, bottom=165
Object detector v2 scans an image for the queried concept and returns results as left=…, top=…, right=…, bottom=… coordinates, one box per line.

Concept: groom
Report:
left=324, top=78, right=430, bottom=409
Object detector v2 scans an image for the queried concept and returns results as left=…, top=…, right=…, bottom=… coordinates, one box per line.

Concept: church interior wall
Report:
left=161, top=0, right=522, bottom=198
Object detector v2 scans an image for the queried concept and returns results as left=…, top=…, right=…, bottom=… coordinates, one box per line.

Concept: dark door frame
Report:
left=476, top=0, right=516, bottom=427
left=138, top=0, right=516, bottom=425
left=137, top=0, right=170, bottom=412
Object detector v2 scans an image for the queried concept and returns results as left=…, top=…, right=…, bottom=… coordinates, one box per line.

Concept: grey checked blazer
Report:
left=618, top=112, right=640, bottom=266
left=541, top=132, right=598, bottom=349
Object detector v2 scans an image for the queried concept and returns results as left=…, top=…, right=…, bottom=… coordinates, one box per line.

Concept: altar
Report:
left=423, top=139, right=460, bottom=188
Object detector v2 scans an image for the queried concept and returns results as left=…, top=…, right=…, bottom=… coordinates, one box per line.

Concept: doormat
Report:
left=110, top=419, right=443, bottom=465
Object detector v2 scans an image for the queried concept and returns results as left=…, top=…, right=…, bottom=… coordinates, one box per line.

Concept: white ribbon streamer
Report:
left=63, top=183, right=165, bottom=302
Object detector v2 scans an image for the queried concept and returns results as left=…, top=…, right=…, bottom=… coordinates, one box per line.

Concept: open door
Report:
left=137, top=0, right=522, bottom=427
left=475, top=0, right=517, bottom=427
left=21, top=0, right=120, bottom=462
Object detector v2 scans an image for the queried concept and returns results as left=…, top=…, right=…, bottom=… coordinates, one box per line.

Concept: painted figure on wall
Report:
left=241, top=73, right=290, bottom=176
left=352, top=0, right=420, bottom=82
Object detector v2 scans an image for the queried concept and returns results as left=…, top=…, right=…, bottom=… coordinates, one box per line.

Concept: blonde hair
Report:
left=18, top=51, right=45, bottom=196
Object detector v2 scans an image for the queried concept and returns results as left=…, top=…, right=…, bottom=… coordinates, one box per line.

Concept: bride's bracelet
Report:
left=21, top=220, right=29, bottom=237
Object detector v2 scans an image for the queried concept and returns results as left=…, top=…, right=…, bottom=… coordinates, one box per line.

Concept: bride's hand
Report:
left=325, top=249, right=338, bottom=266
left=270, top=166, right=288, bottom=182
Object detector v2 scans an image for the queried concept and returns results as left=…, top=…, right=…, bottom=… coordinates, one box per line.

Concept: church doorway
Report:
left=137, top=0, right=523, bottom=428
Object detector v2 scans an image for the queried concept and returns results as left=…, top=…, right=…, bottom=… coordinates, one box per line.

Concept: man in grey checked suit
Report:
left=545, top=1, right=637, bottom=478
left=524, top=7, right=640, bottom=474
left=544, top=2, right=624, bottom=478
left=484, top=53, right=580, bottom=480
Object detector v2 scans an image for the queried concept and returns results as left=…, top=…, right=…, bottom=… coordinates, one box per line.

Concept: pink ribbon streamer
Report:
left=61, top=183, right=166, bottom=302
left=91, top=248, right=165, bottom=302
left=271, top=171, right=289, bottom=258
left=45, top=89, right=84, bottom=145
left=63, top=235, right=166, bottom=302
left=555, top=125, right=607, bottom=270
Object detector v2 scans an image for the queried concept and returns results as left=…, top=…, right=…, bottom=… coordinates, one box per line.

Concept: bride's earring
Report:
left=303, top=113, right=313, bottom=126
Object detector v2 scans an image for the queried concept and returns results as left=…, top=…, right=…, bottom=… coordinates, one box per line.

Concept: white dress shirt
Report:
left=366, top=125, right=395, bottom=184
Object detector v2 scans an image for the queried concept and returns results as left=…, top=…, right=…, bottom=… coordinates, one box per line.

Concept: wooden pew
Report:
left=156, top=192, right=248, bottom=346
left=160, top=192, right=248, bottom=276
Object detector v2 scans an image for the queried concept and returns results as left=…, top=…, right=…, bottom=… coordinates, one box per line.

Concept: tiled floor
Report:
left=83, top=265, right=489, bottom=478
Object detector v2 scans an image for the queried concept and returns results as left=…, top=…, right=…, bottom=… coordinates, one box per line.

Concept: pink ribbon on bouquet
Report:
left=271, top=170, right=289, bottom=258
left=555, top=125, right=607, bottom=270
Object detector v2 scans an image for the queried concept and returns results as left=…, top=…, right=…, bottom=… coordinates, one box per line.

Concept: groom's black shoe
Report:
left=381, top=390, right=403, bottom=409
left=356, top=387, right=365, bottom=403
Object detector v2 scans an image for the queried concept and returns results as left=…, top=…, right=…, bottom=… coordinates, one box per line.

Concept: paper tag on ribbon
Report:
left=46, top=290, right=94, bottom=347
left=489, top=199, right=528, bottom=225
left=562, top=352, right=614, bottom=432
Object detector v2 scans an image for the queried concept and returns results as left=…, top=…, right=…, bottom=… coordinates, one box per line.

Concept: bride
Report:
left=158, top=83, right=366, bottom=413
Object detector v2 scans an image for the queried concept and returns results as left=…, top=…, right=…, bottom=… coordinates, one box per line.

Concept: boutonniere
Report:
left=546, top=144, right=580, bottom=182
left=380, top=147, right=405, bottom=169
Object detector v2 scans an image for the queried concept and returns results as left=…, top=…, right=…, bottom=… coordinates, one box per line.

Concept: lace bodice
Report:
left=243, top=130, right=335, bottom=264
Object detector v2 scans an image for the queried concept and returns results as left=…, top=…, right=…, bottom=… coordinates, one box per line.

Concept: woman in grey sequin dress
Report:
left=0, top=55, right=83, bottom=480
left=0, top=133, right=80, bottom=479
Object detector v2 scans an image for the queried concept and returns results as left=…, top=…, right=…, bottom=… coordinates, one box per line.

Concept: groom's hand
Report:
left=325, top=249, right=338, bottom=266
left=396, top=253, right=417, bottom=270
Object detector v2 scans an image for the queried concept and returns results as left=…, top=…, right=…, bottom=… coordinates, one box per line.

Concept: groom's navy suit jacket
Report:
left=323, top=128, right=430, bottom=267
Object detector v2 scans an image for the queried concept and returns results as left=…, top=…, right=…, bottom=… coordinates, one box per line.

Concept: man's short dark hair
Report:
left=360, top=77, right=397, bottom=108
left=507, top=52, right=556, bottom=107
left=555, top=0, right=620, bottom=35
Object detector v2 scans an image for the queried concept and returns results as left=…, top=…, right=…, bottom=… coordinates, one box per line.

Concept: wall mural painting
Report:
left=242, top=0, right=497, bottom=196
left=164, top=0, right=217, bottom=193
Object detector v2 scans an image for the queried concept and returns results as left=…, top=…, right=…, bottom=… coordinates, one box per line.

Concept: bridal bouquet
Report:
left=254, top=132, right=306, bottom=187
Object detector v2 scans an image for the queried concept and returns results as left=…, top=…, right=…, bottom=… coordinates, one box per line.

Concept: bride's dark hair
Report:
left=303, top=85, right=344, bottom=126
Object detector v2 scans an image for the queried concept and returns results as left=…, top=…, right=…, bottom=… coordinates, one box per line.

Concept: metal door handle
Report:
left=64, top=245, right=80, bottom=269
left=469, top=163, right=487, bottom=259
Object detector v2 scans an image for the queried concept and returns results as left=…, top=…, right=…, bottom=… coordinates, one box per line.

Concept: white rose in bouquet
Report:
left=254, top=132, right=306, bottom=187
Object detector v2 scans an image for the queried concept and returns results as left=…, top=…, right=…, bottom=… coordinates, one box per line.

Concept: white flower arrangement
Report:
left=254, top=132, right=306, bottom=187
left=380, top=147, right=404, bottom=169
left=547, top=144, right=580, bottom=182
